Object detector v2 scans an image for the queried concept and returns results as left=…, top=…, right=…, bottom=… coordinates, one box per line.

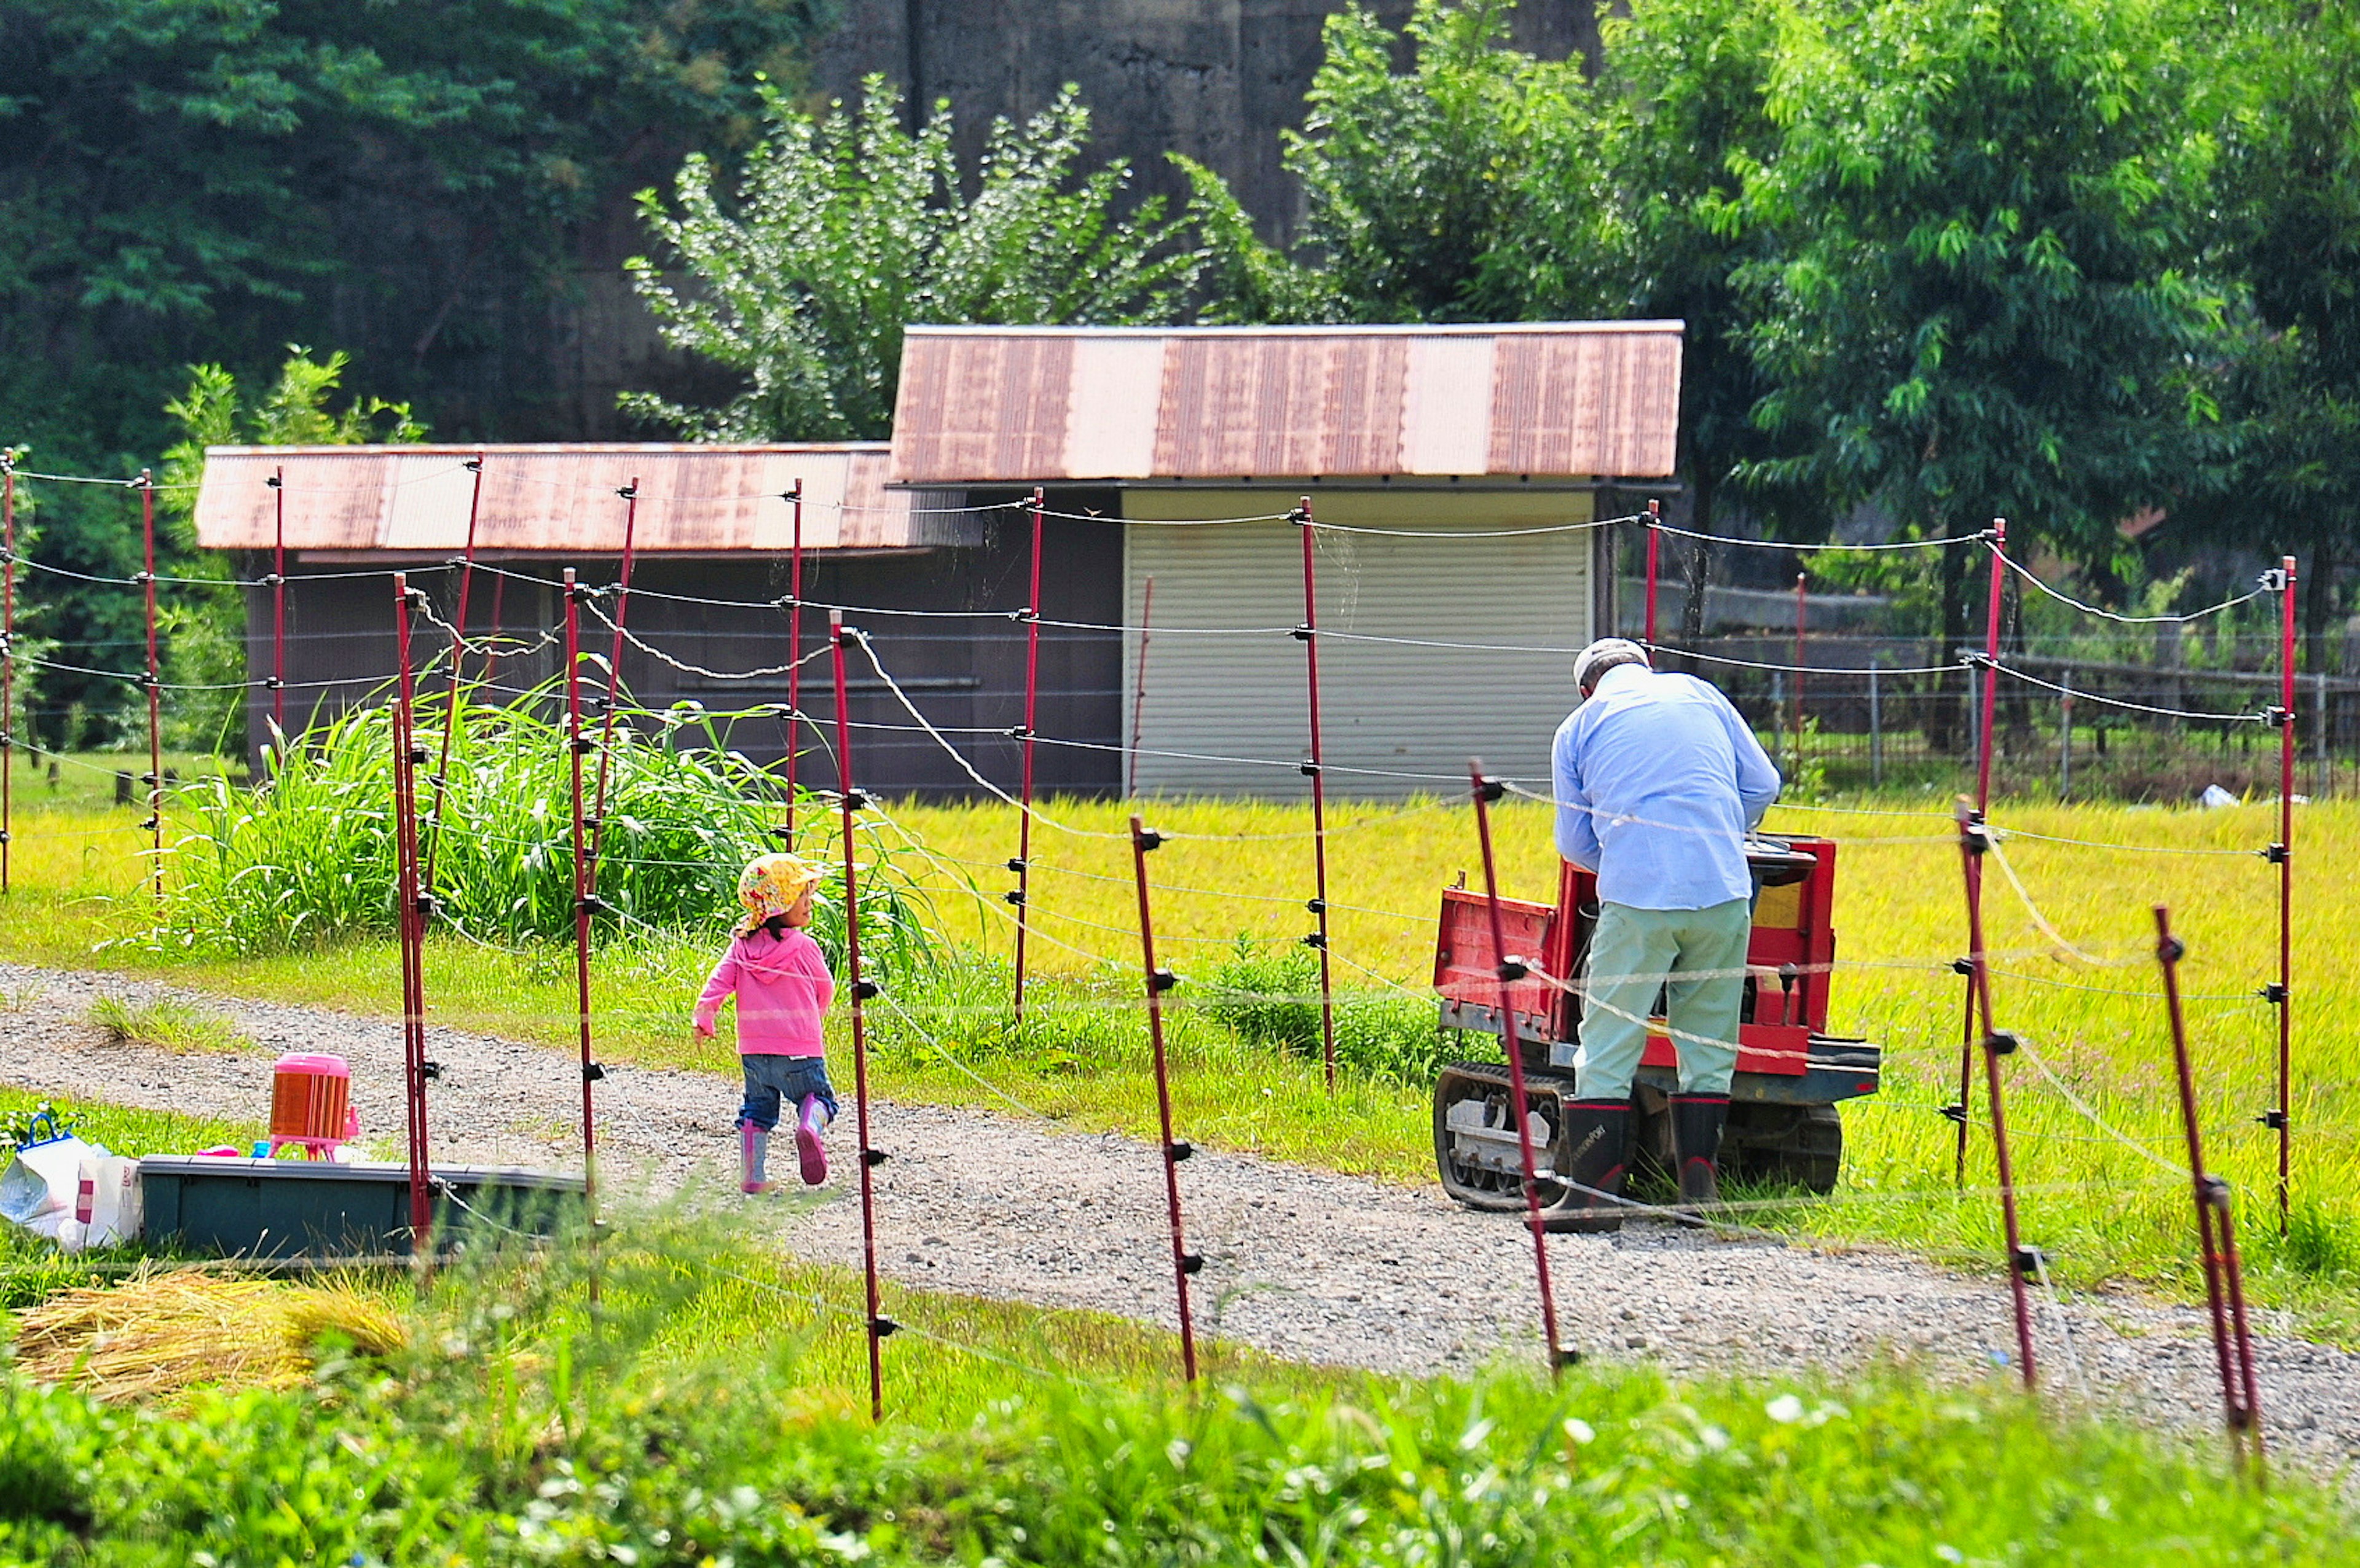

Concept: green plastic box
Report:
left=139, top=1156, right=586, bottom=1260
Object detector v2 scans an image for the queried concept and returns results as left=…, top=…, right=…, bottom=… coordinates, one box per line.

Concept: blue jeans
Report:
left=738, top=1054, right=837, bottom=1131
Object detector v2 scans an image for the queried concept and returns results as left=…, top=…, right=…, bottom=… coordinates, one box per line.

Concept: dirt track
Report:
left=6, top=960, right=2358, bottom=1468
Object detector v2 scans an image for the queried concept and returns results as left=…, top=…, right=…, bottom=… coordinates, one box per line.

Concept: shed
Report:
left=191, top=442, right=1125, bottom=796
left=888, top=321, right=1683, bottom=794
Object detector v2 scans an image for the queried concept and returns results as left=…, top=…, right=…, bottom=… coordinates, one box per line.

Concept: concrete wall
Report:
left=811, top=1, right=1602, bottom=239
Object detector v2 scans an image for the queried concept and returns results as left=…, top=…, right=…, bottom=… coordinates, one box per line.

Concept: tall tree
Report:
left=1734, top=0, right=2228, bottom=736
left=1180, top=0, right=1582, bottom=326
left=0, top=0, right=829, bottom=462
left=624, top=77, right=1204, bottom=441
left=2203, top=0, right=2360, bottom=677
left=1179, top=0, right=1794, bottom=585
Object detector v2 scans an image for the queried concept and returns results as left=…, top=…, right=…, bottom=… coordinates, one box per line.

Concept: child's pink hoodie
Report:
left=694, top=928, right=835, bottom=1055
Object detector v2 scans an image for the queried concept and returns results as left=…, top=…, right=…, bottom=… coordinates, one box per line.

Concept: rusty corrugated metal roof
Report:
left=889, top=322, right=1683, bottom=485
left=193, top=442, right=953, bottom=554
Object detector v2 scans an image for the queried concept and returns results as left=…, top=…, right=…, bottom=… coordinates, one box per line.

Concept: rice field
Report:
left=1, top=775, right=2355, bottom=1338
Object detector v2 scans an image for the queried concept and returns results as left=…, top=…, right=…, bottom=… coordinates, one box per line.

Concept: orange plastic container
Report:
left=267, top=1053, right=359, bottom=1159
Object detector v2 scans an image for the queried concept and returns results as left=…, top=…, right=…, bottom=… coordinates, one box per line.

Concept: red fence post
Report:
left=391, top=574, right=435, bottom=1251
left=1128, top=812, right=1202, bottom=1382
left=2153, top=905, right=2265, bottom=1467
left=1468, top=761, right=1571, bottom=1372
left=1643, top=499, right=1661, bottom=646
left=1953, top=519, right=2011, bottom=1185
left=1012, top=487, right=1044, bottom=1024
left=1295, top=500, right=1338, bottom=1092
left=588, top=479, right=640, bottom=864
left=2273, top=555, right=2296, bottom=1234
left=781, top=480, right=804, bottom=848
left=139, top=471, right=162, bottom=899
left=832, top=613, right=892, bottom=1419
left=1956, top=798, right=2036, bottom=1388
left=269, top=464, right=286, bottom=741
left=1, top=457, right=14, bottom=895
left=564, top=571, right=600, bottom=1217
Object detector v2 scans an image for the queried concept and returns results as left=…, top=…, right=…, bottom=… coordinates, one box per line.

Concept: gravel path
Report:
left=6, top=962, right=2358, bottom=1470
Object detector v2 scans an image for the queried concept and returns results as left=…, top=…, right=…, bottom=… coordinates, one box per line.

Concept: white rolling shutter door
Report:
left=1122, top=492, right=1594, bottom=798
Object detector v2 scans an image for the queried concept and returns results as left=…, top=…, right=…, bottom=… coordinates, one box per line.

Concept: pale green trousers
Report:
left=1556, top=898, right=1752, bottom=1099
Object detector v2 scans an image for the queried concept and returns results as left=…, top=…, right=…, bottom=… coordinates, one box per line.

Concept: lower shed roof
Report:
left=192, top=442, right=957, bottom=555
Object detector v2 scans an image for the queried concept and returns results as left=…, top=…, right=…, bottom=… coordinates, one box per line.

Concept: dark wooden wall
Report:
left=243, top=493, right=1125, bottom=800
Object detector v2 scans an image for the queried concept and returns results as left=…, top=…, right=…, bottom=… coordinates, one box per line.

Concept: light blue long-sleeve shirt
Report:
left=1552, top=663, right=1782, bottom=910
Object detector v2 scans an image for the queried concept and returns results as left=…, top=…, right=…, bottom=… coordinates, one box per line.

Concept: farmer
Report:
left=1548, top=637, right=1780, bottom=1229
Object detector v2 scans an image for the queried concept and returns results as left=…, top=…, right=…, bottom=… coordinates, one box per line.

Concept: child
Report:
left=695, top=853, right=837, bottom=1193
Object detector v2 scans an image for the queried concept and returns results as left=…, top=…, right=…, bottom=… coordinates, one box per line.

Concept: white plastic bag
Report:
left=71, top=1154, right=141, bottom=1250
left=0, top=1135, right=106, bottom=1244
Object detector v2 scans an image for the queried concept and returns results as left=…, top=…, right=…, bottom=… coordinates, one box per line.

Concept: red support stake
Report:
left=781, top=481, right=804, bottom=848
left=562, top=573, right=600, bottom=1219
left=2153, top=906, right=2266, bottom=1468
left=140, top=471, right=162, bottom=899
left=269, top=463, right=287, bottom=742
left=1956, top=798, right=2036, bottom=1388
left=1128, top=812, right=1201, bottom=1382
left=2, top=455, right=15, bottom=895
left=423, top=453, right=486, bottom=890
left=1012, top=486, right=1044, bottom=1024
left=2274, top=555, right=2296, bottom=1235
left=1643, top=499, right=1661, bottom=647
left=1296, top=500, right=1337, bottom=1092
left=588, top=479, right=640, bottom=866
left=1469, top=761, right=1571, bottom=1373
left=832, top=612, right=891, bottom=1419
left=391, top=574, right=435, bottom=1253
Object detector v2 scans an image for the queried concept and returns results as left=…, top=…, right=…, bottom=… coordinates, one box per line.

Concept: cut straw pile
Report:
left=14, top=1267, right=407, bottom=1401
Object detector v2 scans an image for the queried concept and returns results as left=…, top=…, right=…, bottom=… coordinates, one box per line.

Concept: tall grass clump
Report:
left=149, top=684, right=935, bottom=978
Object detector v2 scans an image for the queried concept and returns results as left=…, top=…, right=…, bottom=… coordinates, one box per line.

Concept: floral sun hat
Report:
left=735, top=853, right=824, bottom=935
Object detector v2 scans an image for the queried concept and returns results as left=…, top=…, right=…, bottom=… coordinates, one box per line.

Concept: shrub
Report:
left=148, top=684, right=936, bottom=982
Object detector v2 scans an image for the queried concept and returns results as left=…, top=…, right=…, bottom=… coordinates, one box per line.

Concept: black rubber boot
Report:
left=1671, top=1094, right=1730, bottom=1210
left=1548, top=1099, right=1630, bottom=1233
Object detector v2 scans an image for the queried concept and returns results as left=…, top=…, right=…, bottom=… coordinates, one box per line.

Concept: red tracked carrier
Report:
left=1431, top=836, right=1881, bottom=1218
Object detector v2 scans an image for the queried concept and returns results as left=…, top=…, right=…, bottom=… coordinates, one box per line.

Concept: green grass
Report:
left=85, top=993, right=252, bottom=1055
left=2, top=783, right=2357, bottom=1342
left=0, top=1201, right=2346, bottom=1563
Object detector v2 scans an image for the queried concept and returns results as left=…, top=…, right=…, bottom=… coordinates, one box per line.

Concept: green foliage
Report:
left=627, top=76, right=1205, bottom=441
left=1184, top=0, right=1584, bottom=326
left=148, top=683, right=937, bottom=981
left=0, top=3, right=829, bottom=755
left=1735, top=0, right=2227, bottom=562
left=0, top=1207, right=2347, bottom=1563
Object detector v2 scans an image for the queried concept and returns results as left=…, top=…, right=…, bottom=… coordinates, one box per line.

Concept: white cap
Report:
left=1573, top=637, right=1650, bottom=693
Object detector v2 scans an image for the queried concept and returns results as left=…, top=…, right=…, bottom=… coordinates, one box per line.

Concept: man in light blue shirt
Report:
left=1546, top=638, right=1780, bottom=1228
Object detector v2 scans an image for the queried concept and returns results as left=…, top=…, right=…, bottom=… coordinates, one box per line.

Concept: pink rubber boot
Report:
left=740, top=1119, right=777, bottom=1195
left=795, top=1095, right=830, bottom=1186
